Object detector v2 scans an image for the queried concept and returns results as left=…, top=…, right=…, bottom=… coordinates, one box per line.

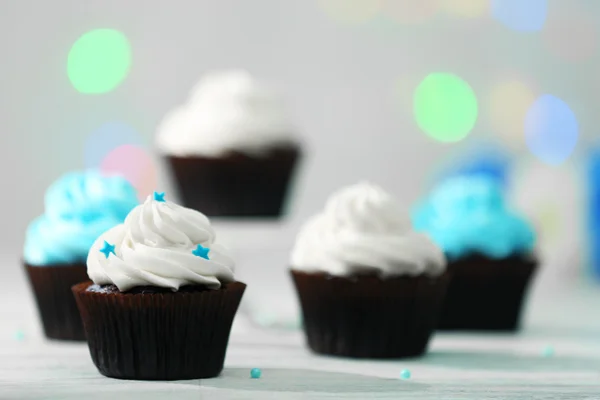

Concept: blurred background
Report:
left=1, top=0, right=598, bottom=326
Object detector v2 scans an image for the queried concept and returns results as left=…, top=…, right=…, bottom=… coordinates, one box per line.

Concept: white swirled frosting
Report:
left=290, top=182, right=446, bottom=277
left=87, top=194, right=235, bottom=292
left=155, top=70, right=296, bottom=157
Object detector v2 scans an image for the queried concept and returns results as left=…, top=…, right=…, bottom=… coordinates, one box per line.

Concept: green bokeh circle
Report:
left=413, top=73, right=478, bottom=142
left=68, top=29, right=131, bottom=94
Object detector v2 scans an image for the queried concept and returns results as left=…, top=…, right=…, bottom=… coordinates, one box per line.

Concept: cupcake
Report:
left=290, top=182, right=448, bottom=359
left=72, top=192, right=245, bottom=380
left=23, top=170, right=138, bottom=340
left=412, top=175, right=537, bottom=331
left=156, top=70, right=302, bottom=218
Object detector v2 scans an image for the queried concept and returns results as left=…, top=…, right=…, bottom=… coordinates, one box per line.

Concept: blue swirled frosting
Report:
left=24, top=170, right=139, bottom=265
left=412, top=175, right=535, bottom=260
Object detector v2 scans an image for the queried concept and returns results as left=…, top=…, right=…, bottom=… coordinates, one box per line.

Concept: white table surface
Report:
left=3, top=259, right=600, bottom=400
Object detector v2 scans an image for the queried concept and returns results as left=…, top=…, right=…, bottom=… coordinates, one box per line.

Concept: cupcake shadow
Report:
left=422, top=350, right=597, bottom=371
left=199, top=368, right=428, bottom=393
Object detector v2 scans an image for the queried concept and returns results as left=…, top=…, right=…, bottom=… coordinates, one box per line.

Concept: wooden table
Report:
left=3, top=260, right=600, bottom=399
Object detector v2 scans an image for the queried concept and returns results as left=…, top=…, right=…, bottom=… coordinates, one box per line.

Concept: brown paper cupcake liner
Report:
left=72, top=281, right=246, bottom=380
left=438, top=254, right=537, bottom=331
left=165, top=145, right=301, bottom=218
left=24, top=262, right=88, bottom=341
left=291, top=270, right=450, bottom=359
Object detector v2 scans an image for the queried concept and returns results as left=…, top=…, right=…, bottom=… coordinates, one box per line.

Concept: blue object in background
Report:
left=586, top=148, right=600, bottom=280
left=438, top=144, right=511, bottom=190
left=448, top=157, right=509, bottom=187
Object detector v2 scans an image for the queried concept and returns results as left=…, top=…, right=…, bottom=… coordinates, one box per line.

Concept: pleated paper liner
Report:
left=165, top=145, right=301, bottom=218
left=291, top=270, right=450, bottom=359
left=72, top=281, right=246, bottom=380
left=24, top=262, right=88, bottom=341
left=437, top=254, right=537, bottom=331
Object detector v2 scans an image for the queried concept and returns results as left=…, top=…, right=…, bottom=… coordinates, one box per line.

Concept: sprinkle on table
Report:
left=250, top=368, right=262, bottom=379
left=400, top=369, right=411, bottom=380
left=541, top=345, right=555, bottom=357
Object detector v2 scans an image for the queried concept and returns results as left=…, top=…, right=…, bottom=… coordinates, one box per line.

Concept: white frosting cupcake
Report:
left=291, top=182, right=446, bottom=277
left=87, top=192, right=235, bottom=292
left=155, top=70, right=297, bottom=157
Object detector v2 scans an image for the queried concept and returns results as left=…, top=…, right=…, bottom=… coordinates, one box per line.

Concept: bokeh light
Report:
left=536, top=202, right=560, bottom=241
left=68, top=29, right=131, bottom=94
left=542, top=12, right=596, bottom=63
left=441, top=0, right=488, bottom=18
left=491, top=0, right=547, bottom=32
left=511, top=162, right=582, bottom=260
left=488, top=80, right=536, bottom=149
left=511, top=166, right=557, bottom=245
left=84, top=122, right=144, bottom=168
left=525, top=95, right=578, bottom=165
left=317, top=0, right=383, bottom=24
left=414, top=73, right=478, bottom=143
left=100, top=145, right=157, bottom=201
left=382, top=0, right=440, bottom=24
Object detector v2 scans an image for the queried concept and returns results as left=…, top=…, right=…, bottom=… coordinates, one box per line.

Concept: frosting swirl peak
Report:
left=87, top=194, right=235, bottom=292
left=290, top=182, right=446, bottom=277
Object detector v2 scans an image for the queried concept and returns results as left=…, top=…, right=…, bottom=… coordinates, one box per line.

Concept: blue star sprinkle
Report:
left=153, top=191, right=166, bottom=202
left=192, top=244, right=210, bottom=260
left=250, top=368, right=262, bottom=379
left=400, top=369, right=411, bottom=380
left=99, top=241, right=116, bottom=259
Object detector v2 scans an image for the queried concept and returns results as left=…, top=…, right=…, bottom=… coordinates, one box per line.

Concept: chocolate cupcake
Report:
left=413, top=175, right=538, bottom=331
left=23, top=170, right=138, bottom=341
left=290, top=182, right=449, bottom=359
left=155, top=70, right=302, bottom=218
left=73, top=192, right=245, bottom=380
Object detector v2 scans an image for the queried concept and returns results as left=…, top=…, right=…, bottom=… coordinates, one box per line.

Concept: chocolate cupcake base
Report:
left=291, top=270, right=450, bottom=359
left=166, top=145, right=301, bottom=218
left=438, top=254, right=537, bottom=331
left=72, top=281, right=246, bottom=380
left=24, top=262, right=88, bottom=341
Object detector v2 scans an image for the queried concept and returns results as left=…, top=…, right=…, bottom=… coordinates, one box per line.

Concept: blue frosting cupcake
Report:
left=24, top=170, right=139, bottom=265
left=412, top=175, right=536, bottom=261
left=23, top=170, right=139, bottom=341
left=412, top=175, right=538, bottom=332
